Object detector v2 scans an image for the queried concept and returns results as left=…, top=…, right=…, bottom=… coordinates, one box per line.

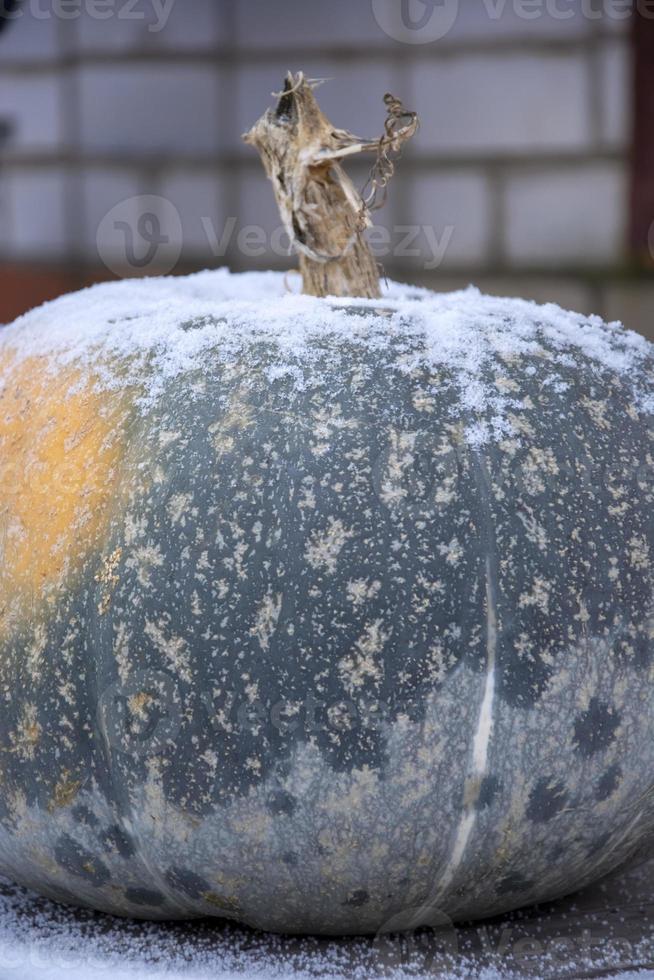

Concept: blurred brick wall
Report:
left=0, top=0, right=652, bottom=335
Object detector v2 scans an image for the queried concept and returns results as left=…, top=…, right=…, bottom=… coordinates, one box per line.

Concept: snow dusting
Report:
left=2, top=867, right=654, bottom=980
left=0, top=269, right=652, bottom=448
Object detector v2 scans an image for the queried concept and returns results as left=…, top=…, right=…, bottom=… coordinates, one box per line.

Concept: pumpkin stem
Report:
left=243, top=71, right=418, bottom=299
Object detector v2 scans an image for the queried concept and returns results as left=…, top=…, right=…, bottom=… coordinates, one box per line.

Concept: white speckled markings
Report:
left=1, top=269, right=654, bottom=932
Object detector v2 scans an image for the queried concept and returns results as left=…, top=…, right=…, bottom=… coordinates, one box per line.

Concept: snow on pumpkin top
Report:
left=1, top=268, right=652, bottom=447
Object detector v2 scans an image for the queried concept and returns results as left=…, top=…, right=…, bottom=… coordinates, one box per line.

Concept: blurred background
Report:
left=0, top=0, right=652, bottom=334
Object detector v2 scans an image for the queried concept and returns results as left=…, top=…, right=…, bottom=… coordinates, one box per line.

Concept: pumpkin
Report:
left=0, top=74, right=654, bottom=937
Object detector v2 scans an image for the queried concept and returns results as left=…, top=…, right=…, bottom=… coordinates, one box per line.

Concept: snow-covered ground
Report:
left=2, top=860, right=654, bottom=980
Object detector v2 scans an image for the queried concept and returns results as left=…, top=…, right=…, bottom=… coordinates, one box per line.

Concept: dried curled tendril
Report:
left=359, top=93, right=419, bottom=222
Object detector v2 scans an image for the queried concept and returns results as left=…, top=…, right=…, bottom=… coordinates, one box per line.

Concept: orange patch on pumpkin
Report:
left=0, top=353, right=133, bottom=637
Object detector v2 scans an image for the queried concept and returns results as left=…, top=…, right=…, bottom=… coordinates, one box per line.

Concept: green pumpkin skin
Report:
left=1, top=271, right=653, bottom=934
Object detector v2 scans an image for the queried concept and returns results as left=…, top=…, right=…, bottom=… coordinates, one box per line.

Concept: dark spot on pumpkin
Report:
left=596, top=764, right=622, bottom=801
left=497, top=640, right=553, bottom=707
left=165, top=867, right=211, bottom=899
left=72, top=805, right=99, bottom=827
left=266, top=789, right=297, bottom=816
left=477, top=775, right=501, bottom=809
left=527, top=778, right=568, bottom=823
left=100, top=824, right=135, bottom=859
left=343, top=889, right=369, bottom=907
left=573, top=698, right=620, bottom=757
left=282, top=852, right=298, bottom=866
left=54, top=835, right=111, bottom=887
left=496, top=873, right=534, bottom=895
left=125, top=887, right=165, bottom=907
left=632, top=631, right=651, bottom=669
